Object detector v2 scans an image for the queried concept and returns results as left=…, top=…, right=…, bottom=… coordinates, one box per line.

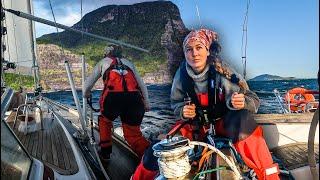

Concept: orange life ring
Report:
left=284, top=87, right=316, bottom=112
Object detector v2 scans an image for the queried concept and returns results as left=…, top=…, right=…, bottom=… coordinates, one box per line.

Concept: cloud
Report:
left=33, top=0, right=157, bottom=37
left=34, top=0, right=158, bottom=16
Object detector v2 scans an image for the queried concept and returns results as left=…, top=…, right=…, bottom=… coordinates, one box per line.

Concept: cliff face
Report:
left=37, top=43, right=169, bottom=90
left=36, top=44, right=102, bottom=90
left=161, top=16, right=190, bottom=78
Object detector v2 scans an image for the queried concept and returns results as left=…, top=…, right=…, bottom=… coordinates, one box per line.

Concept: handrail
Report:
left=13, top=104, right=44, bottom=134
left=1, top=88, right=14, bottom=119
left=44, top=97, right=95, bottom=121
left=43, top=97, right=70, bottom=111
left=43, top=97, right=80, bottom=119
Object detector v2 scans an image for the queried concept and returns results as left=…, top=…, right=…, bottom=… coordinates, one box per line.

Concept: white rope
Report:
left=154, top=144, right=193, bottom=178
left=154, top=140, right=243, bottom=179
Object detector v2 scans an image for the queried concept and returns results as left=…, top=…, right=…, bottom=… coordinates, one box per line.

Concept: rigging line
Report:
left=241, top=0, right=250, bottom=79
left=48, top=0, right=66, bottom=60
left=194, top=0, right=202, bottom=28
left=80, top=0, right=84, bottom=39
left=48, top=0, right=69, bottom=94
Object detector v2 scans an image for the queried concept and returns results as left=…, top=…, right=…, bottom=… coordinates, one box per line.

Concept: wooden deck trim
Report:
left=254, top=113, right=314, bottom=124
left=270, top=142, right=319, bottom=170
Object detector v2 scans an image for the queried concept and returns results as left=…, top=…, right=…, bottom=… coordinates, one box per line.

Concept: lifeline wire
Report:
left=48, top=0, right=65, bottom=58
left=241, top=0, right=251, bottom=79
left=194, top=0, right=202, bottom=28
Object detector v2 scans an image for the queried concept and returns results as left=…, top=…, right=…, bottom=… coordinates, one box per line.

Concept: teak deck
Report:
left=6, top=111, right=79, bottom=175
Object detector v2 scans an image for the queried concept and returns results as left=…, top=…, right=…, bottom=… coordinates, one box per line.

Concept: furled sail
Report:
left=2, top=0, right=38, bottom=77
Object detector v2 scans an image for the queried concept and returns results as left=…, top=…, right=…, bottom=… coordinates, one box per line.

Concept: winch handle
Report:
left=166, top=120, right=190, bottom=139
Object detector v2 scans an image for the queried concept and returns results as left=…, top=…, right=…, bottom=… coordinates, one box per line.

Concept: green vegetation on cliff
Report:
left=36, top=1, right=184, bottom=76
left=134, top=54, right=166, bottom=76
left=37, top=41, right=167, bottom=76
left=4, top=73, right=34, bottom=90
left=68, top=41, right=106, bottom=67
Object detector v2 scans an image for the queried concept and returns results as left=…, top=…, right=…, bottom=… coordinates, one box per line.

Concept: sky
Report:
left=33, top=0, right=319, bottom=79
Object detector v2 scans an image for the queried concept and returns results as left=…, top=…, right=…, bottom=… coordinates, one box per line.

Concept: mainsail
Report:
left=2, top=0, right=38, bottom=81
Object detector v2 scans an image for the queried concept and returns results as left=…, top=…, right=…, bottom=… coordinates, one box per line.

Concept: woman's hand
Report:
left=182, top=104, right=196, bottom=119
left=231, top=92, right=245, bottom=109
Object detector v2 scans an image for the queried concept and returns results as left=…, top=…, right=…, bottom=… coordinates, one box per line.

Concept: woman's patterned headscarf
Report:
left=183, top=29, right=218, bottom=52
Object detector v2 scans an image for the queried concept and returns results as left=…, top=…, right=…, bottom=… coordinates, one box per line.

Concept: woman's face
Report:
left=184, top=40, right=209, bottom=73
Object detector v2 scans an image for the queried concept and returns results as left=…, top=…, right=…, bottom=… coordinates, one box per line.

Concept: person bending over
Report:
left=84, top=44, right=150, bottom=160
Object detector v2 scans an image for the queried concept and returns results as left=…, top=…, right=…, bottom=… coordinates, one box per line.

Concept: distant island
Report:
left=249, top=74, right=296, bottom=81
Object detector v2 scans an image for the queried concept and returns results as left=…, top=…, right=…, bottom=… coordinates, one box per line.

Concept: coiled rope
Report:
left=154, top=144, right=192, bottom=178
left=153, top=140, right=243, bottom=179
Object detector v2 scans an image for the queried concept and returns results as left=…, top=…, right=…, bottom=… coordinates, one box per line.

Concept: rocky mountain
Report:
left=249, top=74, right=296, bottom=81
left=37, top=1, right=189, bottom=79
left=36, top=44, right=97, bottom=90
left=37, top=43, right=171, bottom=90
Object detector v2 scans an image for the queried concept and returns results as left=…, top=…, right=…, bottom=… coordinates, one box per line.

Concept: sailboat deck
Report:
left=271, top=142, right=319, bottom=170
left=6, top=111, right=79, bottom=175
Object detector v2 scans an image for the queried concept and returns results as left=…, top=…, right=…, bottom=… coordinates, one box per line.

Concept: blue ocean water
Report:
left=43, top=79, right=318, bottom=137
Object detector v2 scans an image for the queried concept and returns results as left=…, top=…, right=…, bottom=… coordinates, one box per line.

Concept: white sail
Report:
left=2, top=0, right=37, bottom=76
